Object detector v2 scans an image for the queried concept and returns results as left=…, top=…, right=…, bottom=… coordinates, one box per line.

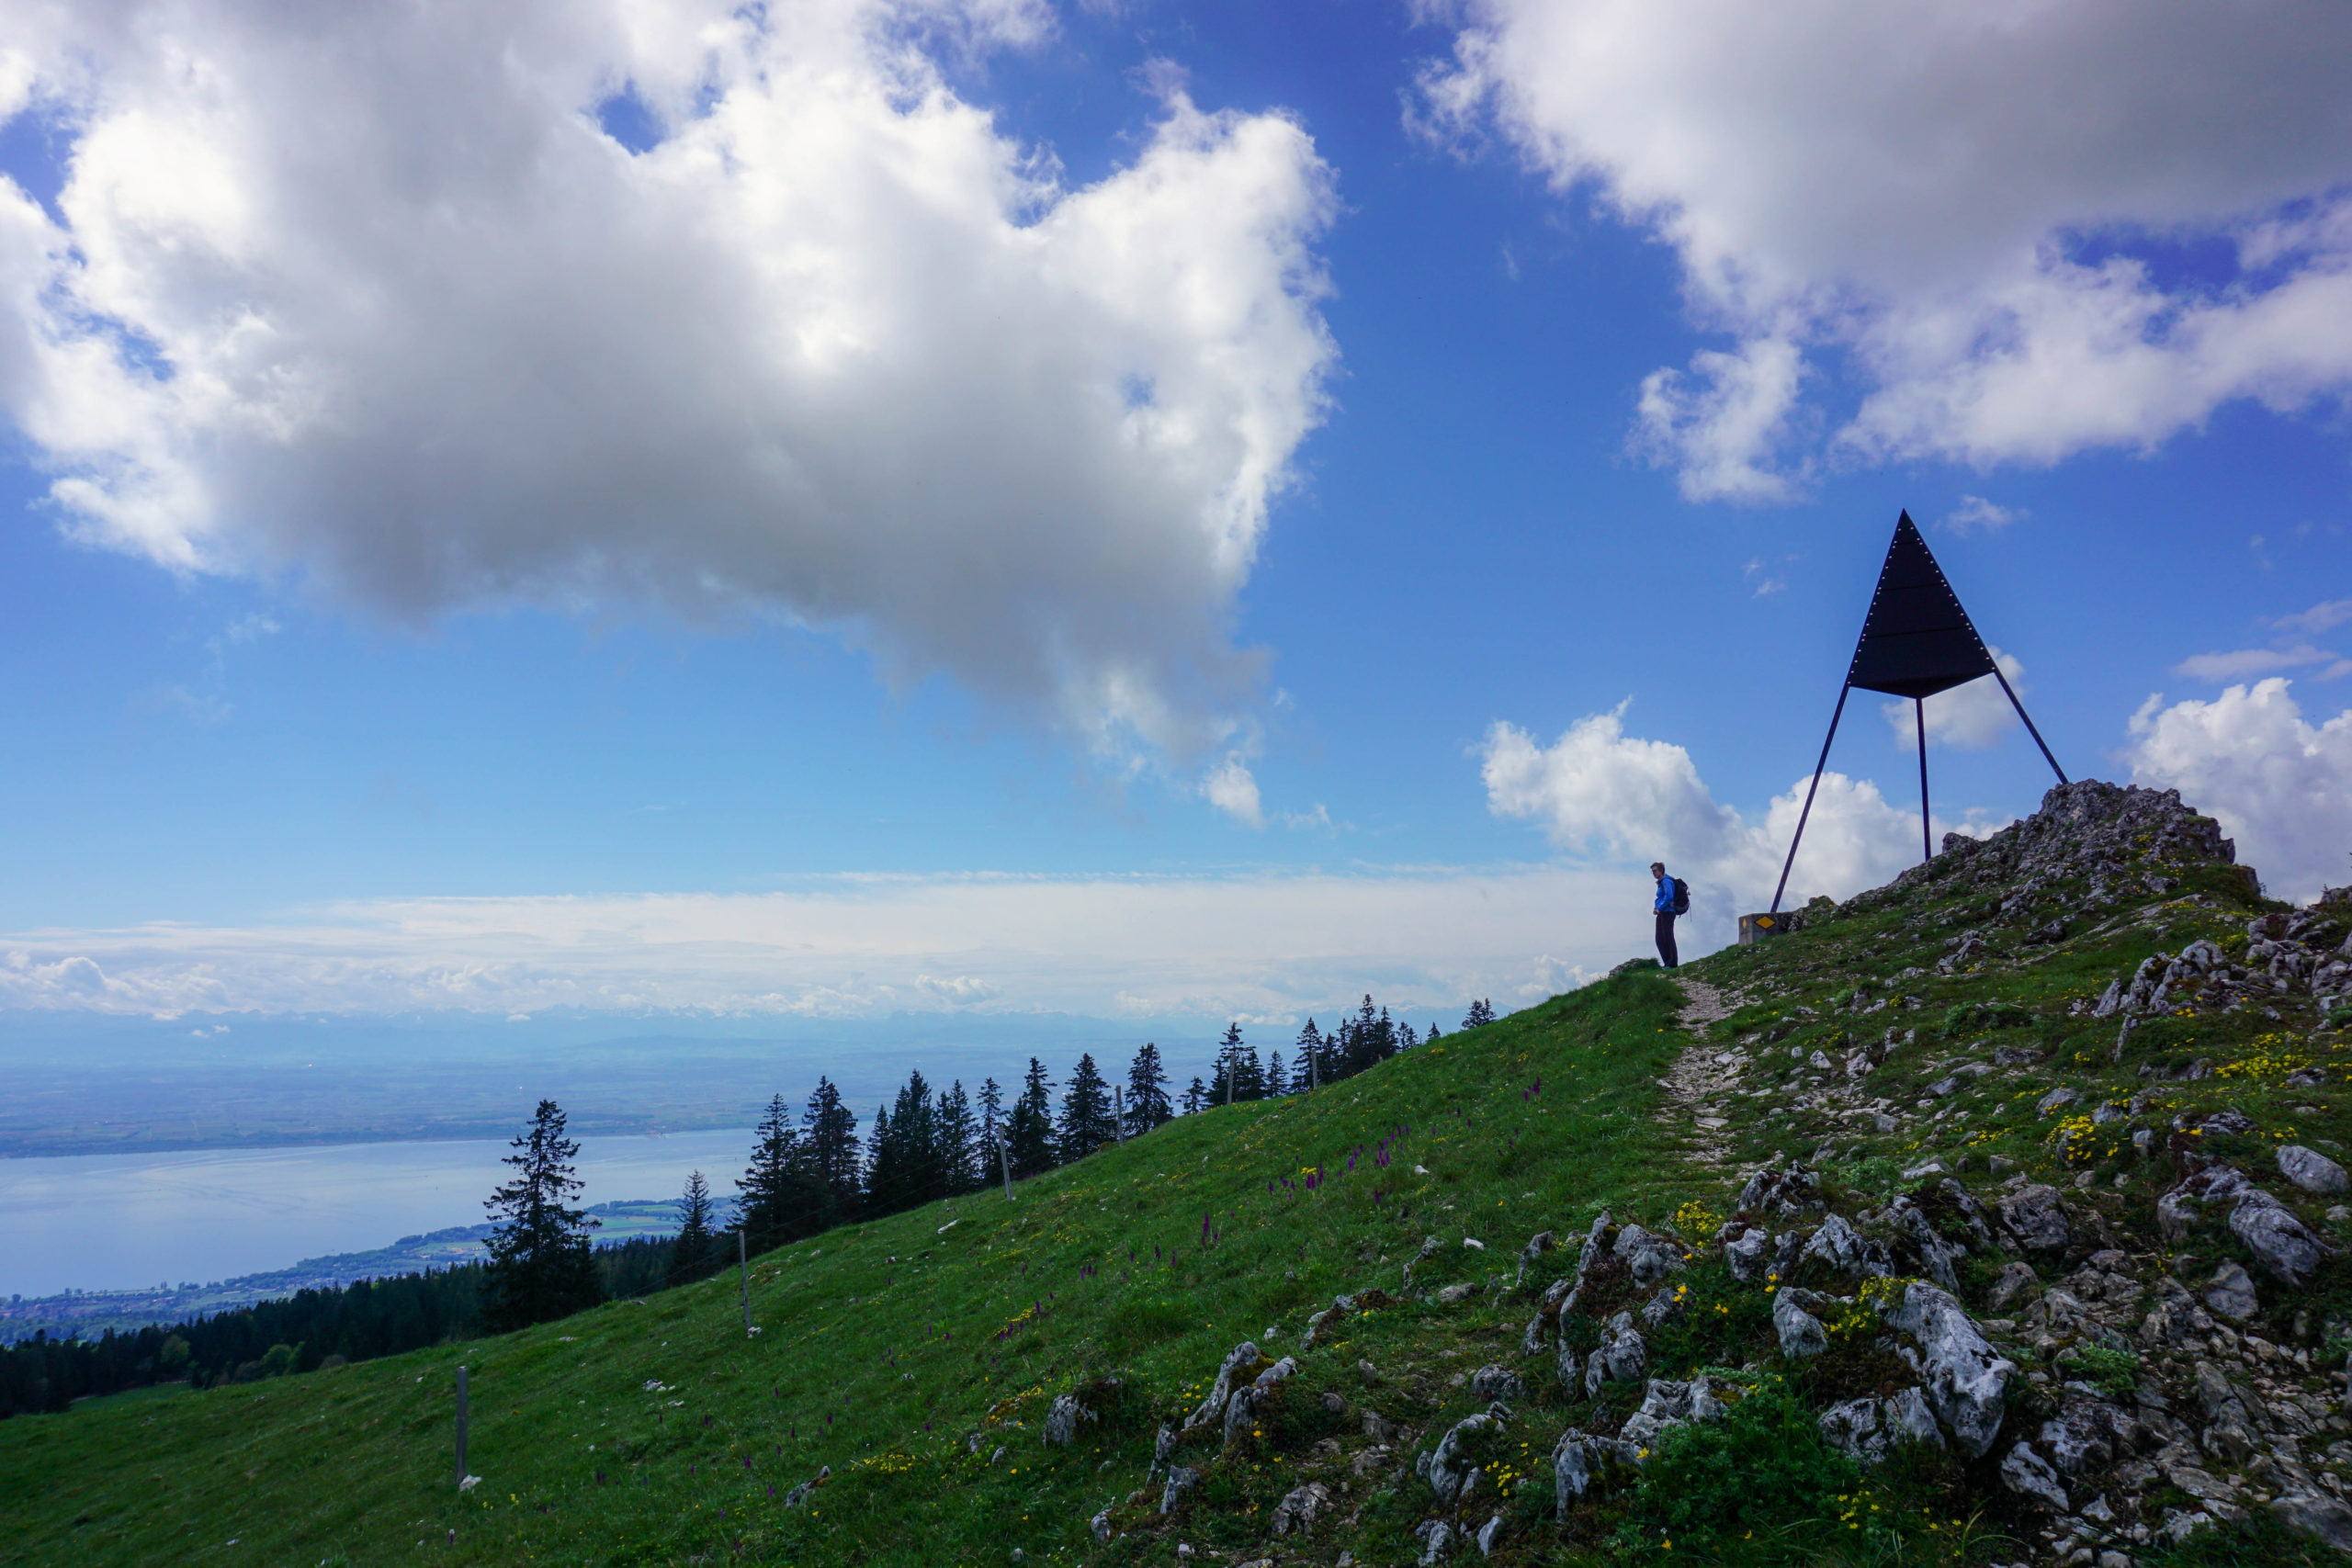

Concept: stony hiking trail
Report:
left=1658, top=974, right=1747, bottom=1169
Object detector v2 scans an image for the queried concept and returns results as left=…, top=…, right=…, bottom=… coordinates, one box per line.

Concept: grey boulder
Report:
left=1772, top=1288, right=1830, bottom=1359
left=2202, top=1261, right=2257, bottom=1323
left=1584, top=1312, right=1647, bottom=1396
left=1996, top=1185, right=2072, bottom=1257
left=1043, top=1393, right=1097, bottom=1446
left=2278, top=1144, right=2350, bottom=1196
left=1551, top=1428, right=1641, bottom=1514
left=1469, top=1364, right=1526, bottom=1404
left=2271, top=1492, right=2352, bottom=1552
left=1879, top=1280, right=2015, bottom=1458
left=1619, top=1376, right=1731, bottom=1450
left=1999, top=1442, right=2069, bottom=1511
left=1269, top=1480, right=1333, bottom=1536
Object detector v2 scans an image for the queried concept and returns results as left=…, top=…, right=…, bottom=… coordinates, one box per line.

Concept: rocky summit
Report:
left=7, top=776, right=2352, bottom=1568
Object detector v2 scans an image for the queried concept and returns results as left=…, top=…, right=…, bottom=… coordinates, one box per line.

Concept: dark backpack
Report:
left=1670, top=877, right=1690, bottom=916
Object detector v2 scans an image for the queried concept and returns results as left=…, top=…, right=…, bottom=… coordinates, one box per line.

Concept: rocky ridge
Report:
left=990, top=783, right=2352, bottom=1565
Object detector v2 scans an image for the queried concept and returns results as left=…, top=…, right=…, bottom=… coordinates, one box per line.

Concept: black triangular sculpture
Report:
left=1846, top=513, right=1997, bottom=699
left=1767, top=512, right=2065, bottom=913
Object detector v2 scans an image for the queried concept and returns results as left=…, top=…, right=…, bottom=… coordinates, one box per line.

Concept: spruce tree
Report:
left=1124, top=1043, right=1172, bottom=1134
left=1005, top=1057, right=1057, bottom=1177
left=1056, top=1053, right=1116, bottom=1161
left=1463, top=998, right=1495, bottom=1029
left=1182, top=1076, right=1207, bottom=1114
left=1215, top=1021, right=1245, bottom=1104
left=737, top=1094, right=816, bottom=1253
left=1265, top=1049, right=1289, bottom=1098
left=666, top=1170, right=719, bottom=1288
left=937, top=1079, right=979, bottom=1194
left=978, top=1077, right=1004, bottom=1151
left=801, top=1077, right=863, bottom=1228
left=1426, top=1021, right=1443, bottom=1043
left=481, top=1100, right=601, bottom=1332
left=866, top=1070, right=944, bottom=1216
left=1295, top=1019, right=1325, bottom=1091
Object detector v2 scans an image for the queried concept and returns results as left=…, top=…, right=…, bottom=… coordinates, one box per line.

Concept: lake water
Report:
left=0, top=1129, right=756, bottom=1298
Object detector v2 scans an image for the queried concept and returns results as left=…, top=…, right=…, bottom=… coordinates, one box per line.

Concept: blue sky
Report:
left=0, top=0, right=2347, bottom=1030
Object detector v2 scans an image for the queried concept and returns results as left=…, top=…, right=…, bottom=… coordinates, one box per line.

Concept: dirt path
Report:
left=1656, top=975, right=1746, bottom=1169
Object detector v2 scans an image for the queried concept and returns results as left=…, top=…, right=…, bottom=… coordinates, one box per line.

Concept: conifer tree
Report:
left=978, top=1077, right=1004, bottom=1149
left=1123, top=1043, right=1172, bottom=1134
left=801, top=1077, right=863, bottom=1228
left=1214, top=1021, right=1246, bottom=1104
left=1265, top=1049, right=1289, bottom=1098
left=1182, top=1076, right=1207, bottom=1114
left=665, top=1170, right=720, bottom=1289
left=865, top=1070, right=944, bottom=1216
left=1399, top=1023, right=1419, bottom=1051
left=1056, top=1053, right=1117, bottom=1161
left=738, top=1093, right=816, bottom=1253
left=481, top=1100, right=601, bottom=1332
left=1005, top=1057, right=1057, bottom=1177
left=1463, top=998, right=1495, bottom=1029
left=1295, top=1018, right=1326, bottom=1090
left=937, top=1079, right=980, bottom=1194
left=1426, top=1021, right=1443, bottom=1043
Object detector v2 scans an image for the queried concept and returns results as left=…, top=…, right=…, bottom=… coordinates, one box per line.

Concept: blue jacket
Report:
left=1655, top=873, right=1676, bottom=913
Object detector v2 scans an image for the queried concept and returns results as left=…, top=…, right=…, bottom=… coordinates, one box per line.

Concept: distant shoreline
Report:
left=2, top=1198, right=689, bottom=1345
left=0, top=1119, right=746, bottom=1161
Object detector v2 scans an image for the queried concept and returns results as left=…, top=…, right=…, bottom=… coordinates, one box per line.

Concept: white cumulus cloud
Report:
left=1882, top=649, right=2030, bottom=752
left=0, top=0, right=1338, bottom=778
left=2124, top=679, right=2352, bottom=903
left=1479, top=706, right=1940, bottom=911
left=1418, top=0, right=2352, bottom=497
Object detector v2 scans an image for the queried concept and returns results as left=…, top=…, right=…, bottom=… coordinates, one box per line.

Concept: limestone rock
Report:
left=1879, top=1280, right=2015, bottom=1458
left=1090, top=1506, right=1114, bottom=1542
left=1996, top=1184, right=2072, bottom=1257
left=1984, top=1260, right=2039, bottom=1312
left=1773, top=1288, right=1829, bottom=1359
left=2278, top=1144, right=2350, bottom=1196
left=1799, top=1213, right=1889, bottom=1278
left=2203, top=1262, right=2258, bottom=1323
left=1434, top=1281, right=1482, bottom=1306
left=1614, top=1224, right=1689, bottom=1289
left=1425, top=1412, right=1496, bottom=1506
left=1269, top=1480, right=1333, bottom=1537
left=1159, top=1465, right=1200, bottom=1514
left=1619, top=1376, right=1730, bottom=1450
left=2270, top=1492, right=2352, bottom=1552
left=1469, top=1365, right=1526, bottom=1404
left=1999, top=1442, right=2069, bottom=1511
left=1475, top=1513, right=1505, bottom=1557
left=1415, top=1519, right=1457, bottom=1565
left=1185, top=1342, right=1270, bottom=1430
left=1819, top=1388, right=1944, bottom=1463
left=2229, top=1190, right=2328, bottom=1285
left=1551, top=1428, right=1641, bottom=1513
left=1585, top=1312, right=1647, bottom=1395
left=1044, top=1393, right=1098, bottom=1446
left=1722, top=1223, right=1772, bottom=1282
left=1736, top=1166, right=1826, bottom=1215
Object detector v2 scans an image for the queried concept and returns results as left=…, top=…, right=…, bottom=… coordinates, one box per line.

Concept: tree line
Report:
left=3, top=991, right=1491, bottom=1416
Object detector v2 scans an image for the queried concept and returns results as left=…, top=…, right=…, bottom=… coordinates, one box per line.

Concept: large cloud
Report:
left=0, top=0, right=1338, bottom=800
left=1480, top=706, right=1948, bottom=916
left=1418, top=0, right=2352, bottom=499
left=2124, top=679, right=2352, bottom=903
left=0, top=863, right=1641, bottom=1019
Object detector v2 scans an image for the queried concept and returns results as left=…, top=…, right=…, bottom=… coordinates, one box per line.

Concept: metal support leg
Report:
left=1917, top=696, right=1931, bottom=863
left=1993, top=666, right=2067, bottom=784
left=1769, top=683, right=1850, bottom=914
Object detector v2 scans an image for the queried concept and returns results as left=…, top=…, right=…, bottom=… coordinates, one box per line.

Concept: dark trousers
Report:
left=1655, top=911, right=1679, bottom=969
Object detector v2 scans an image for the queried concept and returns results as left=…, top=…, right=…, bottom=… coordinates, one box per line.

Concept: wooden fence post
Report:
left=738, top=1229, right=753, bottom=1337
left=454, top=1364, right=469, bottom=1488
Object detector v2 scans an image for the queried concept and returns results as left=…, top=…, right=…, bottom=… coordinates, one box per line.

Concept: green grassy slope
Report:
left=11, top=779, right=2350, bottom=1568
left=0, top=974, right=1690, bottom=1566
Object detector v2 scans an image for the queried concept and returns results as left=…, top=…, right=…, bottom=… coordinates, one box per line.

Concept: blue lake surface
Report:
left=0, top=1129, right=756, bottom=1298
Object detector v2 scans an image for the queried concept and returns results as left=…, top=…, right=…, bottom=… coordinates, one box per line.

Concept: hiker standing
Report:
left=1650, top=861, right=1683, bottom=969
